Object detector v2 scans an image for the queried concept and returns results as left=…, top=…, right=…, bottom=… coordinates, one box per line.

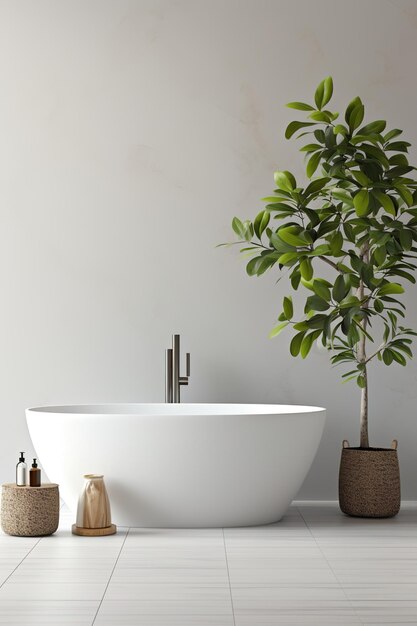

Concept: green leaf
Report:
left=351, top=170, right=371, bottom=187
left=357, top=375, right=366, bottom=388
left=388, top=154, right=408, bottom=167
left=269, top=321, right=289, bottom=338
left=304, top=177, right=330, bottom=196
left=300, top=143, right=323, bottom=153
left=333, top=124, right=348, bottom=136
left=285, top=121, right=316, bottom=140
left=309, top=110, right=333, bottom=122
left=343, top=223, right=355, bottom=242
left=314, top=80, right=324, bottom=110
left=300, top=258, right=313, bottom=280
left=293, top=321, right=309, bottom=331
left=254, top=255, right=277, bottom=276
left=333, top=274, right=350, bottom=302
left=286, top=102, right=315, bottom=111
left=301, top=278, right=314, bottom=291
left=387, top=164, right=415, bottom=177
left=265, top=202, right=295, bottom=213
left=390, top=350, right=407, bottom=366
left=314, top=76, right=333, bottom=110
left=274, top=170, right=296, bottom=192
left=373, top=245, right=386, bottom=266
left=312, top=280, right=331, bottom=301
left=306, top=152, right=321, bottom=178
left=300, top=331, right=318, bottom=358
left=278, top=226, right=308, bottom=247
left=253, top=211, right=270, bottom=239
left=270, top=233, right=295, bottom=253
left=350, top=255, right=364, bottom=275
left=395, top=185, right=414, bottom=207
left=357, top=120, right=387, bottom=135
left=261, top=196, right=290, bottom=203
left=394, top=159, right=412, bottom=174
left=246, top=256, right=259, bottom=276
left=386, top=141, right=411, bottom=152
left=242, top=220, right=254, bottom=241
left=353, top=189, right=370, bottom=217
left=393, top=269, right=416, bottom=284
left=339, top=295, right=360, bottom=309
left=278, top=252, right=299, bottom=265
left=290, top=331, right=306, bottom=357
left=345, top=96, right=363, bottom=130
left=305, top=295, right=330, bottom=312
left=374, top=298, right=384, bottom=313
left=232, top=217, right=246, bottom=238
left=308, top=314, right=328, bottom=329
left=332, top=188, right=354, bottom=205
left=361, top=144, right=390, bottom=169
left=399, top=229, right=413, bottom=250
left=310, top=244, right=331, bottom=256
left=378, top=282, right=405, bottom=296
left=373, top=191, right=396, bottom=216
left=349, top=104, right=365, bottom=131
left=330, top=231, right=343, bottom=255
left=382, top=349, right=394, bottom=365
left=384, top=128, right=402, bottom=142
left=283, top=296, right=293, bottom=320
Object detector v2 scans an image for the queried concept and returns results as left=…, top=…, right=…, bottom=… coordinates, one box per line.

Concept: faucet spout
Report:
left=165, top=334, right=190, bottom=403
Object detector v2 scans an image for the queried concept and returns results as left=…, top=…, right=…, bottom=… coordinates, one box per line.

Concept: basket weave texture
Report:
left=339, top=447, right=400, bottom=518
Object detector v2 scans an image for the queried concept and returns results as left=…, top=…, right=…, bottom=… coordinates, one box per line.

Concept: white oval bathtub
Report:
left=26, top=403, right=326, bottom=527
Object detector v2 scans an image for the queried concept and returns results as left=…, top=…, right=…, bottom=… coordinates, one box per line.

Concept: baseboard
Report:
left=294, top=499, right=417, bottom=505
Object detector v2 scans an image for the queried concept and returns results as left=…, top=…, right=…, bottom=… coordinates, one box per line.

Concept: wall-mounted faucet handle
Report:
left=179, top=353, right=190, bottom=386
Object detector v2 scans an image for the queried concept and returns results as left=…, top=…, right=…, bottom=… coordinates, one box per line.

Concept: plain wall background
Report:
left=0, top=0, right=416, bottom=499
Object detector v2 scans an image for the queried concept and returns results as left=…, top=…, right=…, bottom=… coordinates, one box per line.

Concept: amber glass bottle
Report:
left=29, top=458, right=41, bottom=487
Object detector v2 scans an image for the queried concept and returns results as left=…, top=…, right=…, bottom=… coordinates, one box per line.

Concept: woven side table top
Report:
left=1, top=483, right=60, bottom=537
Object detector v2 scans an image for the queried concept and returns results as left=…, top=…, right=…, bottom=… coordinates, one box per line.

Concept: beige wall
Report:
left=0, top=0, right=416, bottom=498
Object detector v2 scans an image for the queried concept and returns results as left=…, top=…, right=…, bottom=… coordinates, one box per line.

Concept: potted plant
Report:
left=225, top=77, right=417, bottom=517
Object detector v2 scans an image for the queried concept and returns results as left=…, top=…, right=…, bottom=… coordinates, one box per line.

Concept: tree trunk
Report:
left=359, top=363, right=369, bottom=448
left=357, top=309, right=369, bottom=448
left=357, top=243, right=370, bottom=448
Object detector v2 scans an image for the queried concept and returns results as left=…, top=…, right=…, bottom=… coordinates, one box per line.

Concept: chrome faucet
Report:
left=165, top=334, right=190, bottom=403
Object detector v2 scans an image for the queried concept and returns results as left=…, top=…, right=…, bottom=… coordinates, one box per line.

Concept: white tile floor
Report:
left=0, top=502, right=417, bottom=625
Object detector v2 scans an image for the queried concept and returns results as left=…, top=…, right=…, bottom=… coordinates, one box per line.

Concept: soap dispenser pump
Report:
left=16, top=452, right=27, bottom=486
left=29, top=458, right=41, bottom=487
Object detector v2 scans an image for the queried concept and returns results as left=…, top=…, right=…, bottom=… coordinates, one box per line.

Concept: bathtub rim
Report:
left=26, top=402, right=326, bottom=418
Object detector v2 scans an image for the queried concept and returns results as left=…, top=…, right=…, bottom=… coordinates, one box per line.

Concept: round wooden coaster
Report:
left=71, top=523, right=117, bottom=536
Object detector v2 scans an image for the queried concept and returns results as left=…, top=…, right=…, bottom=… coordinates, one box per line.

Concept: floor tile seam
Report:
left=96, top=580, right=244, bottom=586
left=297, top=505, right=364, bottom=626
left=0, top=537, right=43, bottom=591
left=0, top=599, right=100, bottom=603
left=18, top=568, right=229, bottom=573
left=222, top=528, right=237, bottom=626
left=91, top=527, right=131, bottom=625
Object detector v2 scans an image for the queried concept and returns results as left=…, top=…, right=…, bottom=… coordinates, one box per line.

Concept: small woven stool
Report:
left=1, top=483, right=60, bottom=536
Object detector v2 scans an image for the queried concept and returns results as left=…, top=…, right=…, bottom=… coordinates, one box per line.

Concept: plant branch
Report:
left=248, top=241, right=271, bottom=250
left=364, top=344, right=386, bottom=365
left=318, top=256, right=344, bottom=273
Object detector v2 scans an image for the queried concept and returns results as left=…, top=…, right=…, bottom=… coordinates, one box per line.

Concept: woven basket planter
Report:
left=339, top=440, right=400, bottom=518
